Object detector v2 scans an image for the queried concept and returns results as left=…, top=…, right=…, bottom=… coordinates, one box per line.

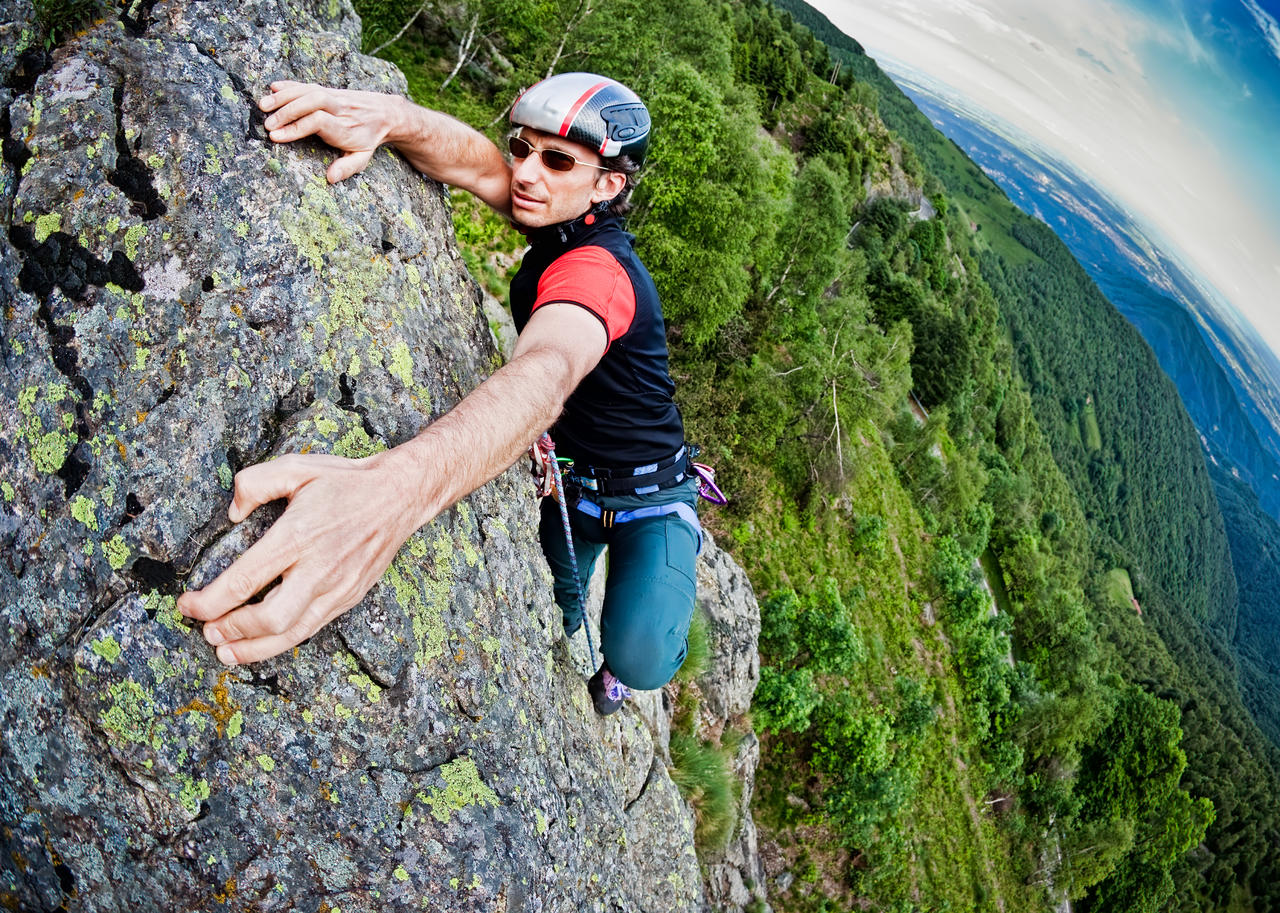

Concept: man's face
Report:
left=507, top=128, right=624, bottom=228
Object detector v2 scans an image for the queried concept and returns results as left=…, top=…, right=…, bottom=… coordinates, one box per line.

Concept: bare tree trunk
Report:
left=764, top=256, right=794, bottom=303
left=544, top=0, right=594, bottom=78
left=832, top=379, right=844, bottom=482
left=440, top=12, right=481, bottom=90
left=487, top=94, right=519, bottom=128
left=370, top=0, right=432, bottom=57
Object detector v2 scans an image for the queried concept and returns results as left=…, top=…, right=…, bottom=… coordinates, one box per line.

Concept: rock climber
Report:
left=177, top=73, right=700, bottom=715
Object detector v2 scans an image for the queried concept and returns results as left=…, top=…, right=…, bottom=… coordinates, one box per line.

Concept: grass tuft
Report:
left=675, top=607, right=710, bottom=683
left=669, top=730, right=739, bottom=853
left=34, top=0, right=104, bottom=47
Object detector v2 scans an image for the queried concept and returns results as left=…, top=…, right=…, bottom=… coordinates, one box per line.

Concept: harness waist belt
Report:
left=573, top=498, right=703, bottom=554
left=569, top=445, right=689, bottom=495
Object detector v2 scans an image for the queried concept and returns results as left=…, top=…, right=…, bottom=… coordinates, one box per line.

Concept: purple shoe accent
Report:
left=603, top=667, right=632, bottom=703
left=588, top=664, right=631, bottom=715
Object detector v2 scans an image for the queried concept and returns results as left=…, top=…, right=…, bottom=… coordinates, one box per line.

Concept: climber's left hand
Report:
left=177, top=447, right=428, bottom=664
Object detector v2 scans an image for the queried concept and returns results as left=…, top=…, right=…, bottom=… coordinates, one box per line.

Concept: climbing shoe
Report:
left=588, top=664, right=632, bottom=716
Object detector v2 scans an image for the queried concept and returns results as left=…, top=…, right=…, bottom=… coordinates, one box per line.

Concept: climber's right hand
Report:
left=259, top=80, right=400, bottom=183
left=176, top=447, right=430, bottom=665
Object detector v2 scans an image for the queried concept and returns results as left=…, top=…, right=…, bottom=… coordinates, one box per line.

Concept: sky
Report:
left=807, top=0, right=1280, bottom=362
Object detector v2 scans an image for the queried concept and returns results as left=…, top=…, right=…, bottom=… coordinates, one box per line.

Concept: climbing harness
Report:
left=567, top=443, right=692, bottom=496
left=572, top=498, right=705, bottom=554
left=530, top=434, right=728, bottom=672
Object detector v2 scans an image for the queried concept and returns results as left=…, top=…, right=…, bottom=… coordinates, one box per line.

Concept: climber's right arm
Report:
left=258, top=80, right=513, bottom=215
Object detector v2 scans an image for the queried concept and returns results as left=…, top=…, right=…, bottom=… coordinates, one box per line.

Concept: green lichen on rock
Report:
left=388, top=340, right=413, bottom=387
left=321, top=254, right=392, bottom=338
left=280, top=178, right=349, bottom=274
left=203, top=144, right=222, bottom=175
left=419, top=757, right=499, bottom=824
left=33, top=431, right=71, bottom=473
left=91, top=635, right=122, bottom=663
left=143, top=591, right=187, bottom=631
left=103, top=535, right=130, bottom=570
left=124, top=224, right=146, bottom=260
left=34, top=212, right=62, bottom=242
left=71, top=495, right=99, bottom=531
left=256, top=754, right=276, bottom=772
left=99, top=680, right=163, bottom=749
left=176, top=775, right=211, bottom=815
left=1, top=481, right=14, bottom=502
left=147, top=655, right=176, bottom=685
left=385, top=531, right=455, bottom=670
left=347, top=673, right=382, bottom=703
left=334, top=424, right=385, bottom=459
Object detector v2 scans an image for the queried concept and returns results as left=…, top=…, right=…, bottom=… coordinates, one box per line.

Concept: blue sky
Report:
left=809, top=0, right=1280, bottom=361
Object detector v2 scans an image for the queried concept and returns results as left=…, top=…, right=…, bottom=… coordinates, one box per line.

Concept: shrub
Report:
left=893, top=676, right=936, bottom=741
left=759, top=589, right=802, bottom=663
left=760, top=581, right=865, bottom=673
left=753, top=666, right=821, bottom=733
left=801, top=579, right=865, bottom=674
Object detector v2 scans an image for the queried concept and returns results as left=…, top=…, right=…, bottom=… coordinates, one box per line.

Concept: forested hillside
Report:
left=343, top=1, right=1277, bottom=910
left=1212, top=465, right=1280, bottom=747
left=775, top=1, right=1280, bottom=908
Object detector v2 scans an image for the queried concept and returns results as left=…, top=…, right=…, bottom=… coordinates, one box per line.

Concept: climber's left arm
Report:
left=176, top=304, right=607, bottom=664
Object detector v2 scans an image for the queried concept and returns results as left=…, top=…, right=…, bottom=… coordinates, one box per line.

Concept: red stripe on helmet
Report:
left=559, top=81, right=610, bottom=137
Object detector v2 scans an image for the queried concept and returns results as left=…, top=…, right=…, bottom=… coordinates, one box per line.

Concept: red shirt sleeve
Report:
left=533, top=246, right=636, bottom=349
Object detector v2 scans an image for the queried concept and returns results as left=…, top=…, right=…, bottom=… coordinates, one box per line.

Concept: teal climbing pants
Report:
left=539, top=477, right=700, bottom=691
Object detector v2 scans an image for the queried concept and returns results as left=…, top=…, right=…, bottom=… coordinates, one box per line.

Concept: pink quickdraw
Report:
left=692, top=462, right=727, bottom=505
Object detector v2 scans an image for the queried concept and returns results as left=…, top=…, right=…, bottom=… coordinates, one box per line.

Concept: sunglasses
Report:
left=507, top=133, right=611, bottom=173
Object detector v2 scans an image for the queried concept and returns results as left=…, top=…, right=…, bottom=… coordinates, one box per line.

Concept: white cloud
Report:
left=1241, top=0, right=1280, bottom=65
left=1178, top=12, right=1217, bottom=68
left=808, top=0, right=1280, bottom=360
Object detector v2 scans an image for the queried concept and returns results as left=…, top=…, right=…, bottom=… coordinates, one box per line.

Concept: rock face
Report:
left=692, top=540, right=768, bottom=913
left=0, top=3, right=762, bottom=912
left=695, top=541, right=762, bottom=723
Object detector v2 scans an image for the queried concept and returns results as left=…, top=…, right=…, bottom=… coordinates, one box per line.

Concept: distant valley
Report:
left=892, top=75, right=1280, bottom=527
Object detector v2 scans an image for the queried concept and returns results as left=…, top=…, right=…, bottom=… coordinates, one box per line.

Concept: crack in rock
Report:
left=3, top=47, right=51, bottom=95
left=107, top=84, right=166, bottom=221
left=120, top=0, right=160, bottom=37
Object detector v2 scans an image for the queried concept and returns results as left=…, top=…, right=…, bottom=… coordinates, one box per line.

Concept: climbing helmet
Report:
left=510, top=73, right=650, bottom=167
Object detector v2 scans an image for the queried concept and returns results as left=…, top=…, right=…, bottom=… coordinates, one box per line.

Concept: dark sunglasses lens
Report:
left=508, top=136, right=532, bottom=158
left=541, top=149, right=577, bottom=172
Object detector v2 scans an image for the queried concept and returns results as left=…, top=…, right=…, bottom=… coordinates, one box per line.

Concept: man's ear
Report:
left=592, top=170, right=628, bottom=203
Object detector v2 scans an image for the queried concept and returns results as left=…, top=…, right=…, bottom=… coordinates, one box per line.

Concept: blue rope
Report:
left=545, top=441, right=598, bottom=671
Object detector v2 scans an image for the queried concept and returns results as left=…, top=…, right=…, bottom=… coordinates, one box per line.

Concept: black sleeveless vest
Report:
left=509, top=211, right=684, bottom=468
